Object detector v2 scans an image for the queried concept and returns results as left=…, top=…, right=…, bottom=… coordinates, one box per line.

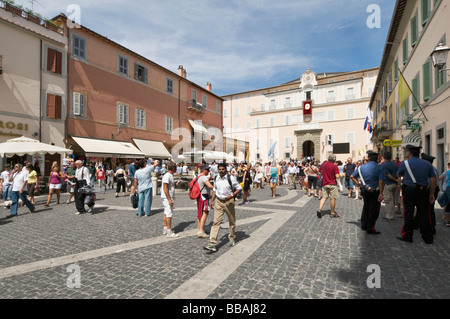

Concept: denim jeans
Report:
left=138, top=187, right=152, bottom=216
left=2, top=184, right=12, bottom=201
left=10, top=190, right=34, bottom=216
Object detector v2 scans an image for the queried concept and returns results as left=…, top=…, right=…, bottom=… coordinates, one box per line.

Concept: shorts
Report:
left=162, top=198, right=174, bottom=218
left=49, top=183, right=61, bottom=190
left=270, top=177, right=278, bottom=184
left=323, top=185, right=339, bottom=199
left=197, top=194, right=210, bottom=219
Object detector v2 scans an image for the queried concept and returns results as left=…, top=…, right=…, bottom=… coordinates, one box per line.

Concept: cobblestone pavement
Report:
left=1, top=182, right=450, bottom=300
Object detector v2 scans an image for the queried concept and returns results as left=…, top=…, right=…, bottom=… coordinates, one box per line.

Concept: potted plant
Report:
left=25, top=9, right=40, bottom=24
left=5, top=1, right=23, bottom=16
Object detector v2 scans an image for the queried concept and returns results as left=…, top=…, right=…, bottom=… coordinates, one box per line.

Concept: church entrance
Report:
left=302, top=141, right=315, bottom=157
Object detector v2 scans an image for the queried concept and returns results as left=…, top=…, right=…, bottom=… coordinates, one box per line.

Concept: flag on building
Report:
left=363, top=108, right=373, bottom=133
left=268, top=141, right=277, bottom=158
left=398, top=70, right=412, bottom=109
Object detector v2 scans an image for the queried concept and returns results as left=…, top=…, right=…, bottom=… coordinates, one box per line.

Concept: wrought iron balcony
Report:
left=187, top=99, right=206, bottom=113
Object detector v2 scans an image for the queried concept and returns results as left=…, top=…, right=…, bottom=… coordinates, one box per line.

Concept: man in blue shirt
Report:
left=397, top=145, right=436, bottom=244
left=381, top=151, right=400, bottom=220
left=418, top=153, right=439, bottom=234
left=128, top=160, right=136, bottom=194
left=351, top=151, right=384, bottom=234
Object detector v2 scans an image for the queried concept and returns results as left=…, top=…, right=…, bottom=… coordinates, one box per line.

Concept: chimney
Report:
left=206, top=82, right=212, bottom=92
left=178, top=65, right=187, bottom=78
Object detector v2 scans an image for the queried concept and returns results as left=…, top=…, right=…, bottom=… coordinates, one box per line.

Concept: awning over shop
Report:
left=71, top=136, right=145, bottom=158
left=132, top=139, right=172, bottom=159
left=401, top=132, right=422, bottom=148
left=0, top=136, right=73, bottom=158
left=188, top=119, right=208, bottom=134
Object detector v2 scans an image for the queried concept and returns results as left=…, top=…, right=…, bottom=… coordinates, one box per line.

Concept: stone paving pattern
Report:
left=1, top=183, right=450, bottom=299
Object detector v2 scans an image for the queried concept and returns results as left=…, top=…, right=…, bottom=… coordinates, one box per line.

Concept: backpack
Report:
left=188, top=175, right=205, bottom=200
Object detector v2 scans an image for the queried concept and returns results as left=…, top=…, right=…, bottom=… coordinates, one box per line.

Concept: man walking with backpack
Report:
left=204, top=163, right=242, bottom=252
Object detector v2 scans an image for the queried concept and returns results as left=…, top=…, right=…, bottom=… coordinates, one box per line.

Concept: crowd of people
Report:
left=1, top=146, right=449, bottom=249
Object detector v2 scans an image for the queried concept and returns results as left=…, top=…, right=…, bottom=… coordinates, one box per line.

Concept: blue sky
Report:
left=17, top=0, right=396, bottom=96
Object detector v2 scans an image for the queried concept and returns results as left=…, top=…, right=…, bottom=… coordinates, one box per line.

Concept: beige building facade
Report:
left=0, top=2, right=67, bottom=146
left=369, top=0, right=449, bottom=174
left=223, top=68, right=378, bottom=163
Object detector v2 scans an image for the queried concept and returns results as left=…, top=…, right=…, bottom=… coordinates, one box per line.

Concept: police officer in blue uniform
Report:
left=351, top=151, right=385, bottom=234
left=397, top=145, right=436, bottom=244
left=418, top=153, right=439, bottom=234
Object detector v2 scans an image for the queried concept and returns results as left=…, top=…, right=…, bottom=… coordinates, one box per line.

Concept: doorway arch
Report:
left=303, top=141, right=315, bottom=157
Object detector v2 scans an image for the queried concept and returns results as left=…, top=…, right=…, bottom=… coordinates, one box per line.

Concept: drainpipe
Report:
left=65, top=27, right=70, bottom=146
left=39, top=39, right=42, bottom=142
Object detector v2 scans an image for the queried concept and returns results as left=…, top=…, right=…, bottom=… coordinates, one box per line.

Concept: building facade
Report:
left=0, top=1, right=68, bottom=172
left=49, top=14, right=224, bottom=165
left=222, top=68, right=378, bottom=163
left=369, top=0, right=449, bottom=174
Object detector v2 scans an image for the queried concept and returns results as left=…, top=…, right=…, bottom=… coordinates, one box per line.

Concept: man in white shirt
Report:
left=161, top=161, right=179, bottom=238
left=7, top=163, right=35, bottom=217
left=1, top=164, right=13, bottom=206
left=204, top=163, right=242, bottom=252
left=287, top=162, right=297, bottom=190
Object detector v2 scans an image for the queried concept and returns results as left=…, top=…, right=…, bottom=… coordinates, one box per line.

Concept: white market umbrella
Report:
left=0, top=136, right=73, bottom=158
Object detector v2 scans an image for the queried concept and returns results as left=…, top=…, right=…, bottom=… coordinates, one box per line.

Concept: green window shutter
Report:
left=435, top=63, right=445, bottom=91
left=421, top=0, right=430, bottom=25
left=422, top=59, right=432, bottom=101
left=411, top=15, right=418, bottom=47
left=411, top=76, right=419, bottom=111
left=402, top=37, right=408, bottom=65
left=394, top=59, right=399, bottom=81
left=404, top=95, right=410, bottom=115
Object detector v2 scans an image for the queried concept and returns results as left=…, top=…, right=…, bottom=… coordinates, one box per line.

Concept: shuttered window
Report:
left=411, top=15, right=418, bottom=47
left=422, top=59, right=432, bottom=101
left=73, top=34, right=86, bottom=60
left=72, top=92, right=85, bottom=116
left=47, top=93, right=62, bottom=119
left=411, top=76, right=420, bottom=111
left=47, top=48, right=62, bottom=74
left=118, top=104, right=129, bottom=125
left=421, top=0, right=430, bottom=25
left=402, top=36, right=408, bottom=65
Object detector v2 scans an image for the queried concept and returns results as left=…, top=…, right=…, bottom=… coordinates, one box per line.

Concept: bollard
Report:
left=152, top=174, right=157, bottom=197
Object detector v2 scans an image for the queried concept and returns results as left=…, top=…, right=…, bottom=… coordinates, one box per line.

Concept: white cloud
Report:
left=15, top=0, right=395, bottom=95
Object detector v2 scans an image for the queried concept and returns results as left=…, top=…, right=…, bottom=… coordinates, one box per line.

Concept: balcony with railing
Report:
left=187, top=99, right=206, bottom=113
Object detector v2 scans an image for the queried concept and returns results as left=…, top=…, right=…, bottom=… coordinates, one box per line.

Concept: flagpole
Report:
left=398, top=68, right=428, bottom=121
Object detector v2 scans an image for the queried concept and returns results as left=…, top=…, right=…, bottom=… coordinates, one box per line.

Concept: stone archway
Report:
left=295, top=129, right=322, bottom=161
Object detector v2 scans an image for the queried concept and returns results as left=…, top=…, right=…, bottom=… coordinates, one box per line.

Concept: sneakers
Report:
left=203, top=243, right=217, bottom=252
left=229, top=240, right=236, bottom=247
left=316, top=210, right=322, bottom=219
left=166, top=230, right=179, bottom=238
left=163, top=227, right=168, bottom=235
left=197, top=231, right=209, bottom=239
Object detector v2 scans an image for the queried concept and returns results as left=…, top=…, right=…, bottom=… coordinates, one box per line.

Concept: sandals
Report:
left=330, top=213, right=340, bottom=218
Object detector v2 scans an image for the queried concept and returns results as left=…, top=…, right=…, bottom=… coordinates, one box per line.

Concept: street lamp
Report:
left=431, top=42, right=450, bottom=70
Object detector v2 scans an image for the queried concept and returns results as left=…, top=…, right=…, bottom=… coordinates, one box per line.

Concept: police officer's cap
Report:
left=405, top=144, right=422, bottom=151
left=421, top=153, right=435, bottom=163
left=366, top=150, right=378, bottom=156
